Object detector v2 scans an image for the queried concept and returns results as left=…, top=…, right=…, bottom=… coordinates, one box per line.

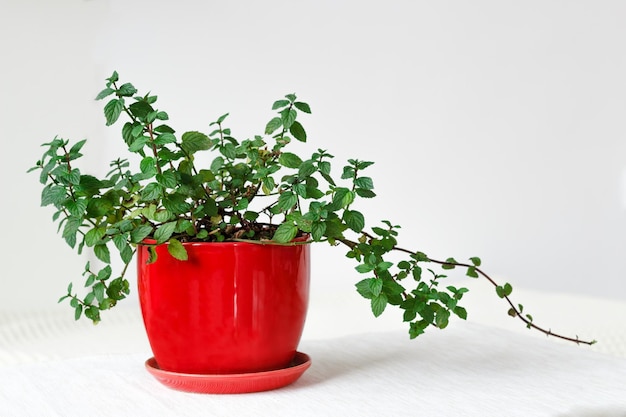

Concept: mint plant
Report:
left=30, top=71, right=594, bottom=345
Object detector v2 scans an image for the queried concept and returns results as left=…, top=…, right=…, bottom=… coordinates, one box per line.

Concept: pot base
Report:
left=145, top=352, right=311, bottom=394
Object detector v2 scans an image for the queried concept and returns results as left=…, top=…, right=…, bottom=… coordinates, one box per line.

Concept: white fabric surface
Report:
left=1, top=322, right=626, bottom=417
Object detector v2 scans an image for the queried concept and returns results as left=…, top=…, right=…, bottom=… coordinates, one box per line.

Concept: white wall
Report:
left=1, top=0, right=625, bottom=313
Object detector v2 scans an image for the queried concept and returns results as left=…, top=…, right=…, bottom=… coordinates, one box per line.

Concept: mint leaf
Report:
left=104, top=98, right=124, bottom=126
left=273, top=223, right=297, bottom=243
left=167, top=238, right=188, bottom=261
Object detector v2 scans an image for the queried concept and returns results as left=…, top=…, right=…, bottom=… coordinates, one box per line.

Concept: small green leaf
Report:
left=355, top=188, right=376, bottom=198
left=128, top=101, right=153, bottom=119
left=376, top=261, right=393, bottom=272
left=466, top=266, right=479, bottom=278
left=181, top=131, right=211, bottom=154
left=279, top=152, right=303, bottom=168
left=167, top=238, right=188, bottom=261
left=272, top=99, right=290, bottom=110
left=368, top=278, right=383, bottom=297
left=94, top=244, right=111, bottom=263
left=371, top=293, right=388, bottom=317
left=343, top=210, right=365, bottom=233
left=469, top=256, right=481, bottom=267
left=156, top=171, right=178, bottom=189
left=104, top=98, right=124, bottom=126
left=41, top=184, right=67, bottom=207
left=294, top=101, right=311, bottom=113
left=265, top=117, right=282, bottom=135
left=154, top=221, right=177, bottom=244
left=508, top=308, right=517, bottom=317
left=435, top=309, right=450, bottom=328
left=311, top=221, right=326, bottom=241
left=289, top=121, right=307, bottom=142
left=355, top=263, right=374, bottom=274
left=130, top=224, right=153, bottom=243
left=74, top=304, right=83, bottom=320
left=84, top=227, right=106, bottom=247
left=454, top=306, right=468, bottom=320
left=272, top=223, right=298, bottom=243
left=95, top=87, right=114, bottom=100
left=280, top=108, right=297, bottom=129
left=441, top=258, right=457, bottom=270
left=116, top=83, right=137, bottom=97
left=354, top=177, right=374, bottom=190
left=141, top=182, right=163, bottom=201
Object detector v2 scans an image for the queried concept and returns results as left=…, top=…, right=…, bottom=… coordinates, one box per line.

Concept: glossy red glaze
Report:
left=137, top=239, right=310, bottom=375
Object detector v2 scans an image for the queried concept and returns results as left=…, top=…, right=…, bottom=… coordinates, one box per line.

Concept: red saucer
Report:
left=145, top=352, right=311, bottom=394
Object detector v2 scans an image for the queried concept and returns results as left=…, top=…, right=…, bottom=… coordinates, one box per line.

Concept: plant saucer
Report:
left=145, top=352, right=311, bottom=394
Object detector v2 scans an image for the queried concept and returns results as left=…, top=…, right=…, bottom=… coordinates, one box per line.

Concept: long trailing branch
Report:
left=349, top=232, right=596, bottom=346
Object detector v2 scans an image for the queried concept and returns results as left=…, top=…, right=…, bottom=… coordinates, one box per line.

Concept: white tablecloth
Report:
left=1, top=321, right=625, bottom=417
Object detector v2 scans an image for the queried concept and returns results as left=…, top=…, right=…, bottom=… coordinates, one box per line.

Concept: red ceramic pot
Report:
left=137, top=238, right=310, bottom=375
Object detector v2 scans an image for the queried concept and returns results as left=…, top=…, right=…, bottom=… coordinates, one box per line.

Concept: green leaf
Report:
left=95, top=87, right=114, bottom=100
left=355, top=263, right=374, bottom=273
left=74, top=304, right=83, bottom=320
left=140, top=157, right=157, bottom=175
left=154, top=221, right=177, bottom=244
left=97, top=265, right=112, bottom=281
left=181, top=131, right=211, bottom=154
left=141, top=182, right=163, bottom=201
left=278, top=152, right=303, bottom=168
left=104, top=98, right=124, bottom=126
left=117, top=83, right=137, bottom=97
left=289, top=121, right=307, bottom=142
left=454, top=306, right=468, bottom=320
left=265, top=117, right=282, bottom=135
left=167, top=238, right=188, bottom=261
left=294, top=101, right=311, bottom=113
left=275, top=191, right=298, bottom=212
left=84, top=227, right=106, bottom=247
left=130, top=224, right=153, bottom=243
left=368, top=278, right=383, bottom=297
left=41, top=184, right=66, bottom=206
left=495, top=284, right=513, bottom=298
left=280, top=108, right=297, bottom=129
left=371, top=293, right=388, bottom=317
left=94, top=244, right=111, bottom=263
left=354, top=177, right=374, bottom=190
left=210, top=156, right=224, bottom=172
left=355, top=188, right=376, bottom=198
left=273, top=223, right=298, bottom=243
left=298, top=160, right=316, bottom=178
left=156, top=171, right=178, bottom=189
left=154, top=132, right=176, bottom=146
left=69, top=139, right=87, bottom=156
left=376, top=261, right=394, bottom=272
left=441, top=258, right=457, bottom=270
left=343, top=210, right=365, bottom=233
left=466, top=266, right=479, bottom=278
left=220, top=143, right=237, bottom=159
left=311, top=221, right=326, bottom=241
left=469, top=256, right=481, bottom=267
left=128, top=101, right=153, bottom=119
left=62, top=216, right=81, bottom=248
left=435, top=309, right=450, bottom=328
left=272, top=99, right=290, bottom=110
left=163, top=193, right=191, bottom=215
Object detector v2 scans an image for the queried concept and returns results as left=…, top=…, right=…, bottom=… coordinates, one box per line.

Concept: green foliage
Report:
left=29, top=71, right=591, bottom=347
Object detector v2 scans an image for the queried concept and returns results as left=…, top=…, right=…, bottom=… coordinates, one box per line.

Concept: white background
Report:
left=1, top=0, right=625, bottom=319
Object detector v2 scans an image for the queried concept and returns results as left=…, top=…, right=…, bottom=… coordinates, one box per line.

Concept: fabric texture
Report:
left=1, top=321, right=625, bottom=417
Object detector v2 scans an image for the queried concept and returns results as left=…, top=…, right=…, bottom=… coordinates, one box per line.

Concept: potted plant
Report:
left=29, top=71, right=595, bottom=393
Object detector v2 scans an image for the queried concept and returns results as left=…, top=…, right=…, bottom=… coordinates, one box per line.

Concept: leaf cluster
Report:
left=28, top=72, right=597, bottom=347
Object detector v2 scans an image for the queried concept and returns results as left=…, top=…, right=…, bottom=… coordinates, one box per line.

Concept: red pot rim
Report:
left=140, top=234, right=311, bottom=246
